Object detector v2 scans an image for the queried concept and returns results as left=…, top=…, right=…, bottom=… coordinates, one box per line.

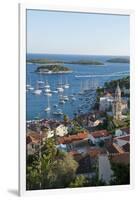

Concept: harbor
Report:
left=26, top=54, right=129, bottom=121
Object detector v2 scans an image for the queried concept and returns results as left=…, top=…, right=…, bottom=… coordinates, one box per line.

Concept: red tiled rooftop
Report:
left=26, top=131, right=46, bottom=144
left=90, top=130, right=110, bottom=138
left=88, top=148, right=102, bottom=157
left=120, top=128, right=130, bottom=135
left=58, top=132, right=88, bottom=144
left=122, top=143, right=130, bottom=152
left=118, top=135, right=130, bottom=142
left=110, top=153, right=130, bottom=165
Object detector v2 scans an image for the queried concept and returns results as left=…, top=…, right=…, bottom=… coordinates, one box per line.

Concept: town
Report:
left=26, top=76, right=130, bottom=190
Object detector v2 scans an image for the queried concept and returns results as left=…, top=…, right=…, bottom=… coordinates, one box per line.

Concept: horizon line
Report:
left=27, top=52, right=130, bottom=57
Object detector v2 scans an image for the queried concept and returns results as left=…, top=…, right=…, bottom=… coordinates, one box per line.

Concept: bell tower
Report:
left=112, top=83, right=122, bottom=120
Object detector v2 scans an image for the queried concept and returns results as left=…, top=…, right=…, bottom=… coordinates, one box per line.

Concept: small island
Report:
left=27, top=58, right=63, bottom=64
left=35, top=64, right=72, bottom=74
left=27, top=58, right=104, bottom=65
left=65, top=60, right=104, bottom=65
left=106, top=57, right=130, bottom=63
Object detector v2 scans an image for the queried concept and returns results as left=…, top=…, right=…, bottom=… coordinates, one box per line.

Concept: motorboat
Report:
left=33, top=89, right=42, bottom=95
left=45, top=88, right=51, bottom=93
left=52, top=109, right=63, bottom=115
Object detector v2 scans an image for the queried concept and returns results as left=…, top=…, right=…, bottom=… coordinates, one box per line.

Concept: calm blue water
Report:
left=26, top=54, right=129, bottom=120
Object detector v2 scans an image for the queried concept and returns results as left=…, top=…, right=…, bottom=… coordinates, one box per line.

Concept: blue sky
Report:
left=27, top=10, right=130, bottom=56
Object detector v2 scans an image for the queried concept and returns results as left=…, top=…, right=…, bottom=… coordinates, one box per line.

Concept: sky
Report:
left=27, top=9, right=130, bottom=56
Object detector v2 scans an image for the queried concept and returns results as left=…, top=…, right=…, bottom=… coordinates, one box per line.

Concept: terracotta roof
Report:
left=88, top=148, right=103, bottom=157
left=110, top=153, right=130, bottom=165
left=26, top=132, right=46, bottom=144
left=90, top=130, right=110, bottom=138
left=104, top=92, right=112, bottom=97
left=122, top=143, right=130, bottom=152
left=58, top=132, right=88, bottom=144
left=106, top=144, right=119, bottom=154
left=26, top=135, right=40, bottom=144
left=118, top=135, right=130, bottom=142
left=120, top=128, right=130, bottom=135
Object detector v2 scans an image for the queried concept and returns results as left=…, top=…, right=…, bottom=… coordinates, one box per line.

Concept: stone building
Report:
left=112, top=83, right=128, bottom=120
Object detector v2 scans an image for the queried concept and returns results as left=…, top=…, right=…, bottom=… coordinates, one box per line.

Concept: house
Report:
left=55, top=124, right=68, bottom=137
left=99, top=95, right=114, bottom=112
left=123, top=87, right=130, bottom=95
left=88, top=119, right=103, bottom=128
left=113, top=135, right=130, bottom=147
left=26, top=133, right=41, bottom=155
left=115, top=127, right=130, bottom=137
left=88, top=130, right=111, bottom=145
left=26, top=130, right=48, bottom=155
left=46, top=128, right=54, bottom=138
left=58, top=132, right=88, bottom=144
left=106, top=143, right=120, bottom=155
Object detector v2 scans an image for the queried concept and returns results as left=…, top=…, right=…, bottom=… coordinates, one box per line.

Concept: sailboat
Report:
left=33, top=81, right=42, bottom=95
left=45, top=95, right=51, bottom=112
left=44, top=80, right=51, bottom=94
left=64, top=77, right=70, bottom=89
left=37, top=72, right=44, bottom=85
left=57, top=75, right=64, bottom=93
left=28, top=76, right=34, bottom=91
left=44, top=80, right=50, bottom=89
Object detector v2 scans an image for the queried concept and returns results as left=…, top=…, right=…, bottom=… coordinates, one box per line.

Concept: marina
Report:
left=26, top=54, right=129, bottom=121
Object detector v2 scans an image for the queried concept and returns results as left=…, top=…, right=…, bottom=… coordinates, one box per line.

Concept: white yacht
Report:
left=53, top=109, right=63, bottom=115
left=52, top=90, right=58, bottom=94
left=28, top=86, right=34, bottom=91
left=62, top=95, right=69, bottom=101
left=45, top=92, right=52, bottom=97
left=37, top=73, right=44, bottom=84
left=57, top=76, right=64, bottom=92
left=33, top=89, right=42, bottom=95
left=33, top=82, right=42, bottom=95
left=45, top=88, right=51, bottom=93
left=64, top=78, right=70, bottom=89
left=26, top=76, right=34, bottom=91
left=44, top=80, right=50, bottom=88
left=57, top=86, right=64, bottom=93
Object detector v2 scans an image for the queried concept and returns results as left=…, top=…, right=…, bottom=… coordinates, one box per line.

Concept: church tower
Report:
left=112, top=83, right=122, bottom=120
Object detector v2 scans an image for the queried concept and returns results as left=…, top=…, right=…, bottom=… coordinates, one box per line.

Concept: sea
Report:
left=26, top=54, right=130, bottom=121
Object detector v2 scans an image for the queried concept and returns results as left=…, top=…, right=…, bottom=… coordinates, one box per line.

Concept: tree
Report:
left=26, top=138, right=78, bottom=190
left=69, top=175, right=88, bottom=188
left=63, top=114, right=68, bottom=125
left=26, top=165, right=41, bottom=190
left=45, top=153, right=78, bottom=188
left=110, top=162, right=130, bottom=185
